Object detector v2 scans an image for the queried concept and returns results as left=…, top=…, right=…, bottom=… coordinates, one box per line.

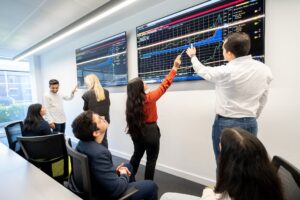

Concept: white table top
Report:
left=0, top=142, right=81, bottom=200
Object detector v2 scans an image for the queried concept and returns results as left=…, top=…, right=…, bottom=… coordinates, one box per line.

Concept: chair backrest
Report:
left=4, top=121, right=23, bottom=153
left=17, top=133, right=69, bottom=182
left=66, top=138, right=92, bottom=200
left=272, top=156, right=300, bottom=200
left=65, top=139, right=138, bottom=200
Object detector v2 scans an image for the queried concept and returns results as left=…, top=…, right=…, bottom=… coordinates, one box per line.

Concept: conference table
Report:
left=0, top=142, right=81, bottom=200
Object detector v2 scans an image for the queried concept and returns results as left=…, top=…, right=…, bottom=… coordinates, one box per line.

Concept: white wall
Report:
left=38, top=0, right=300, bottom=186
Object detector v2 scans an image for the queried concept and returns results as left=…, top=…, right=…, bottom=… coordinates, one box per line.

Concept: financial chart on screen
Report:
left=136, top=0, right=265, bottom=83
left=76, top=32, right=127, bottom=87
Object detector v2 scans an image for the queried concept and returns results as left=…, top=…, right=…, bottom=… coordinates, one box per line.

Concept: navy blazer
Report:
left=76, top=140, right=129, bottom=199
left=23, top=119, right=53, bottom=136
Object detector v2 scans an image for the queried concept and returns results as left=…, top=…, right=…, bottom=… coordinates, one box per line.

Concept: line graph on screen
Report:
left=137, top=0, right=265, bottom=83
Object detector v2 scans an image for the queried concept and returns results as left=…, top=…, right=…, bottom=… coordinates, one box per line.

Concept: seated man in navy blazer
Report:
left=72, top=110, right=158, bottom=200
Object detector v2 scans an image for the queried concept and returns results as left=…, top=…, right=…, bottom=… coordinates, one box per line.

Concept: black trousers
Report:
left=53, top=123, right=66, bottom=133
left=130, top=123, right=160, bottom=180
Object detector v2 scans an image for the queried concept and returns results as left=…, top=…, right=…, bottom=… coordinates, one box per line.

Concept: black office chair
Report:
left=272, top=156, right=300, bottom=200
left=66, top=138, right=138, bottom=200
left=4, top=121, right=23, bottom=155
left=17, top=133, right=69, bottom=183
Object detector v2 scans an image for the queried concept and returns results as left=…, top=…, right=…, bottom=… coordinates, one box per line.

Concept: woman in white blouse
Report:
left=161, top=128, right=284, bottom=200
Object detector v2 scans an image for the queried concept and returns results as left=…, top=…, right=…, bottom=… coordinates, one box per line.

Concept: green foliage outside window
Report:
left=0, top=103, right=29, bottom=124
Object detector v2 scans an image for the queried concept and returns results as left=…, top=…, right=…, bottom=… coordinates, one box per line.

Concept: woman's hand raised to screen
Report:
left=172, top=55, right=182, bottom=71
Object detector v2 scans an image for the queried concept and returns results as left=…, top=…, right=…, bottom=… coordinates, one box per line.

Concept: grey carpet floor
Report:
left=112, top=156, right=205, bottom=199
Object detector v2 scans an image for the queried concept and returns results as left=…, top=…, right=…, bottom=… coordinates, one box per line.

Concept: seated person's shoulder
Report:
left=40, top=119, right=49, bottom=125
left=77, top=141, right=109, bottom=158
left=39, top=120, right=49, bottom=128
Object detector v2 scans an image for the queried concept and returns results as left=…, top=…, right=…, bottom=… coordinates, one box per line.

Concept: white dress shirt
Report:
left=44, top=92, right=74, bottom=124
left=191, top=55, right=273, bottom=118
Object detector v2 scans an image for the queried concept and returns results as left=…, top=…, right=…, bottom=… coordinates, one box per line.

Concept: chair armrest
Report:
left=118, top=186, right=139, bottom=200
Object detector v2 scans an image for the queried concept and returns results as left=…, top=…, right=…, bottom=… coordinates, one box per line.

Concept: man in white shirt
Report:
left=44, top=79, right=77, bottom=133
left=186, top=32, right=273, bottom=163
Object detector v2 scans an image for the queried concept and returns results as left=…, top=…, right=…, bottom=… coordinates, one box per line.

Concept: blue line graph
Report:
left=137, top=0, right=264, bottom=84
left=140, top=29, right=223, bottom=59
left=76, top=32, right=128, bottom=87
left=82, top=58, right=113, bottom=70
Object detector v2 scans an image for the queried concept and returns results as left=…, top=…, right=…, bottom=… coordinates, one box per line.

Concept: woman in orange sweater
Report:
left=126, top=55, right=181, bottom=180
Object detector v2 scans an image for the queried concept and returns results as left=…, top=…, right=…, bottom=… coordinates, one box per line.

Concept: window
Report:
left=0, top=60, right=32, bottom=128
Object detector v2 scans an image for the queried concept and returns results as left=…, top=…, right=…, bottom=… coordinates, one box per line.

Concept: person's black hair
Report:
left=49, top=79, right=59, bottom=86
left=215, top=128, right=284, bottom=200
left=223, top=32, right=251, bottom=58
left=71, top=111, right=99, bottom=141
left=23, top=103, right=43, bottom=132
left=125, top=77, right=145, bottom=140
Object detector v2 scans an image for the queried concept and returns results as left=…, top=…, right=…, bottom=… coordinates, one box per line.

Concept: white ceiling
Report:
left=0, top=0, right=110, bottom=58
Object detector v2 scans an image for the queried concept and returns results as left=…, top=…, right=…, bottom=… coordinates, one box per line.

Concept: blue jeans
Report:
left=212, top=115, right=257, bottom=163
left=121, top=163, right=158, bottom=200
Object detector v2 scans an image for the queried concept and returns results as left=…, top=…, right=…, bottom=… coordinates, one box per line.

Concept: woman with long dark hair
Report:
left=23, top=103, right=53, bottom=136
left=82, top=74, right=110, bottom=148
left=126, top=55, right=181, bottom=180
left=160, top=127, right=284, bottom=200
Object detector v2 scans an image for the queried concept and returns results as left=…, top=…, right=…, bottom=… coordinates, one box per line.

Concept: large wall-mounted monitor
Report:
left=76, top=32, right=128, bottom=87
left=136, top=0, right=265, bottom=83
